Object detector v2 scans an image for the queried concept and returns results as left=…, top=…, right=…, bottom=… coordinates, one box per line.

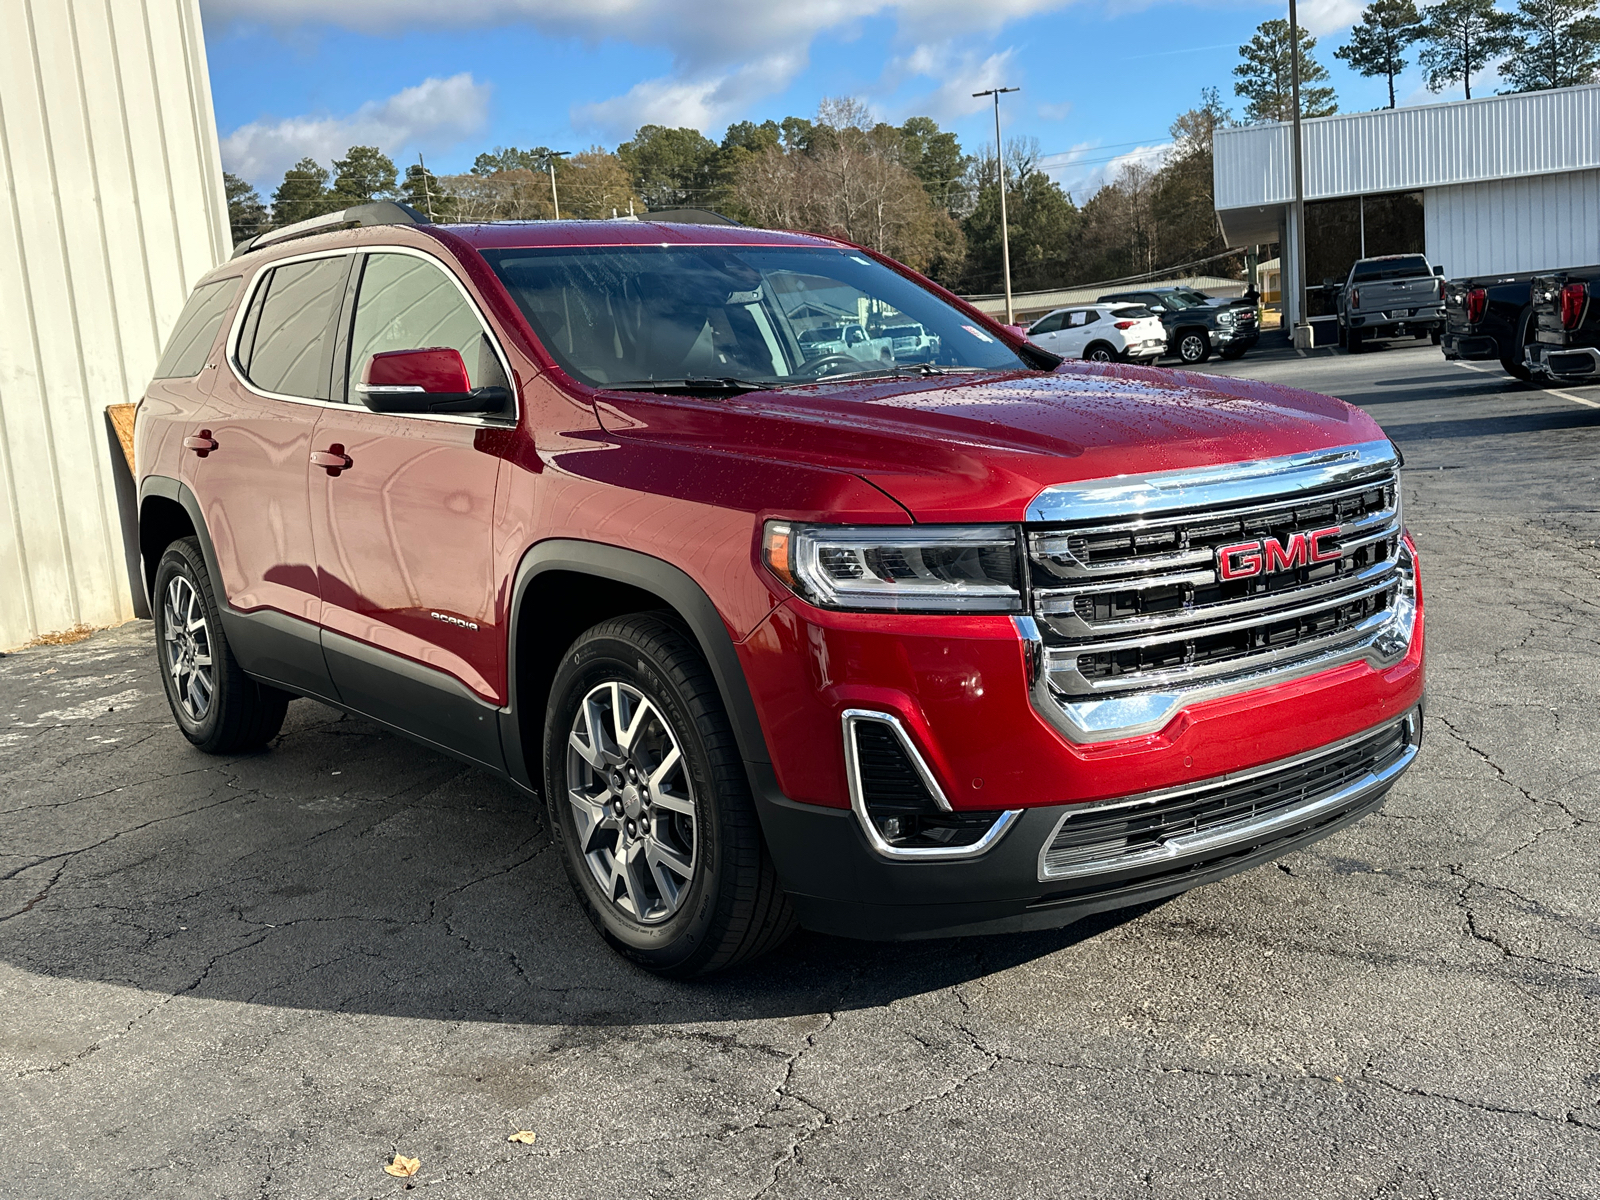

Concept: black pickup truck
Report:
left=1096, top=285, right=1260, bottom=364
left=1527, top=267, right=1600, bottom=382
left=1441, top=272, right=1538, bottom=381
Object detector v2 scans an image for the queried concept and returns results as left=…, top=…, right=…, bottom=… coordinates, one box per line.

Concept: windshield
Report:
left=1110, top=305, right=1155, bottom=319
left=1352, top=256, right=1431, bottom=282
left=1162, top=290, right=1209, bottom=309
left=480, top=244, right=1031, bottom=387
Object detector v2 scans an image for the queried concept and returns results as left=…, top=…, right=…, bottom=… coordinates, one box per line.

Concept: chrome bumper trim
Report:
left=1037, top=709, right=1419, bottom=881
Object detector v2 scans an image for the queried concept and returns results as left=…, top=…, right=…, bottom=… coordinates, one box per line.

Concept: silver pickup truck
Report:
left=1337, top=254, right=1446, bottom=352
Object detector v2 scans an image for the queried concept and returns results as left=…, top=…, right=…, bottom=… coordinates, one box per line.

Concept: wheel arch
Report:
left=1082, top=340, right=1118, bottom=361
left=138, top=476, right=218, bottom=608
left=504, top=541, right=772, bottom=797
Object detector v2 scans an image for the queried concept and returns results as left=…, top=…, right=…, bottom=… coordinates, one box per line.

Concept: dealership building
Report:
left=1212, top=83, right=1600, bottom=332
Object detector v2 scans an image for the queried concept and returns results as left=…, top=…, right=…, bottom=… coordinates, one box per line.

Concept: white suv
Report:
left=1027, top=303, right=1166, bottom=364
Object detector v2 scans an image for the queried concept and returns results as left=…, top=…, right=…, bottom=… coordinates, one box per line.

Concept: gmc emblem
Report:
left=1217, top=527, right=1342, bottom=580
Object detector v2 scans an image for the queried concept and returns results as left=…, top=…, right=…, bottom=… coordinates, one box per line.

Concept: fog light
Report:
left=882, top=817, right=904, bottom=839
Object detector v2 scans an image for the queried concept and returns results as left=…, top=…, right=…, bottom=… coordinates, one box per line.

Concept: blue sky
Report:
left=200, top=0, right=1478, bottom=203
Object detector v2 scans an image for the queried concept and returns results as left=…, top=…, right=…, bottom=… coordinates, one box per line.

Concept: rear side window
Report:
left=1030, top=313, right=1066, bottom=334
left=153, top=278, right=240, bottom=378
left=345, top=252, right=507, bottom=398
left=236, top=256, right=351, bottom=399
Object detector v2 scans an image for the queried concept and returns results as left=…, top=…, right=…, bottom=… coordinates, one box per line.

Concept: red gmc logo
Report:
left=1217, top=527, right=1342, bottom=580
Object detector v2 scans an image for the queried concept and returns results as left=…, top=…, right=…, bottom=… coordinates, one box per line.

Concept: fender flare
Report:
left=503, top=539, right=772, bottom=793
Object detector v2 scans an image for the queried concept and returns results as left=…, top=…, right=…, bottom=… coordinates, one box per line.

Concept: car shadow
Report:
left=1378, top=405, right=1600, bottom=443
left=5, top=671, right=1162, bottom=1028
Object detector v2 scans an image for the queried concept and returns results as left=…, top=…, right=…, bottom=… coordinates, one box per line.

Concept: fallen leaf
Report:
left=384, top=1155, right=421, bottom=1177
left=507, top=1130, right=537, bottom=1145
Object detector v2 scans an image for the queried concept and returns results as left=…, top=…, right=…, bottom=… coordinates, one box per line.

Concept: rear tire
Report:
left=1430, top=328, right=1442, bottom=345
left=1347, top=329, right=1366, bottom=354
left=1083, top=342, right=1117, bottom=362
left=152, top=537, right=289, bottom=754
left=1501, top=307, right=1534, bottom=381
left=543, top=613, right=796, bottom=977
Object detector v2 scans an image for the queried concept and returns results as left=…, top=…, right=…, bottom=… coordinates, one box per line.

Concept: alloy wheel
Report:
left=162, top=575, right=215, bottom=722
left=566, top=681, right=698, bottom=923
left=1088, top=346, right=1113, bottom=361
left=1180, top=334, right=1206, bottom=362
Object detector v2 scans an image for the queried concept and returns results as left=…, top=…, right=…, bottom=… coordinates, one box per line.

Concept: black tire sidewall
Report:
left=543, top=624, right=730, bottom=973
left=152, top=539, right=226, bottom=746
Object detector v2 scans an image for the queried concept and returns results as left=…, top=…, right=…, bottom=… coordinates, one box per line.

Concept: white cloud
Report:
left=1040, top=141, right=1170, bottom=201
left=1297, top=0, right=1363, bottom=35
left=219, top=73, right=491, bottom=187
left=878, top=43, right=1023, bottom=123
left=203, top=0, right=1081, bottom=136
left=1038, top=100, right=1072, bottom=121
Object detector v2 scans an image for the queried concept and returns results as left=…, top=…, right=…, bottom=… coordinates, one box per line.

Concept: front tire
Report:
left=1219, top=343, right=1248, bottom=360
left=1177, top=330, right=1211, bottom=364
left=543, top=614, right=796, bottom=977
left=152, top=537, right=289, bottom=754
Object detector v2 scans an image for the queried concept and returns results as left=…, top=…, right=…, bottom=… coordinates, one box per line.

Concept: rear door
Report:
left=307, top=248, right=512, bottom=768
left=190, top=252, right=352, bottom=698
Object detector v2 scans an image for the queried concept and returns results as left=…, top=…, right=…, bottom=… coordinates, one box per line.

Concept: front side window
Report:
left=1029, top=313, right=1065, bottom=334
left=345, top=252, right=508, bottom=399
left=237, top=256, right=350, bottom=399
left=480, top=244, right=1032, bottom=388
left=154, top=278, right=241, bottom=378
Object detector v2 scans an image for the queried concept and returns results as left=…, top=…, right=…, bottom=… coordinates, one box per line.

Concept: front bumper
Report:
left=752, top=707, right=1419, bottom=939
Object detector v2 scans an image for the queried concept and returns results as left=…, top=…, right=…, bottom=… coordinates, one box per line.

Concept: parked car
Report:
left=1096, top=286, right=1259, bottom=364
left=135, top=202, right=1424, bottom=976
left=1337, top=255, right=1445, bottom=352
left=1526, top=266, right=1600, bottom=382
left=1026, top=303, right=1167, bottom=363
left=796, top=323, right=895, bottom=365
left=876, top=321, right=941, bottom=362
left=1440, top=272, right=1539, bottom=380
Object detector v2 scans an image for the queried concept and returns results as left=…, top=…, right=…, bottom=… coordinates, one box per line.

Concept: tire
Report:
left=1177, top=329, right=1211, bottom=364
left=1347, top=328, right=1366, bottom=354
left=1430, top=328, right=1443, bottom=345
left=1219, top=344, right=1248, bottom=360
left=543, top=613, right=796, bottom=977
left=1501, top=307, right=1534, bottom=381
left=152, top=537, right=289, bottom=754
left=1083, top=342, right=1117, bottom=362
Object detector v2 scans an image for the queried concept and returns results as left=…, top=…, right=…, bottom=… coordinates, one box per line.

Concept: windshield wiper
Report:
left=811, top=363, right=961, bottom=383
left=603, top=376, right=777, bottom=394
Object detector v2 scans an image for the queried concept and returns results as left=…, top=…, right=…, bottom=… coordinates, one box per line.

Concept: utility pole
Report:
left=546, top=150, right=570, bottom=220
left=416, top=154, right=436, bottom=222
left=973, top=86, right=1020, bottom=325
left=1288, top=0, right=1309, bottom=350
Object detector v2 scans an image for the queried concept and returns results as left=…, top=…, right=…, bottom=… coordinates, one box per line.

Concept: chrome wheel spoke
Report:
left=566, top=677, right=698, bottom=925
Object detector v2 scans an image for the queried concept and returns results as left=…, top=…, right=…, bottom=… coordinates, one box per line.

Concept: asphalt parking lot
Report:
left=4, top=339, right=1599, bottom=1199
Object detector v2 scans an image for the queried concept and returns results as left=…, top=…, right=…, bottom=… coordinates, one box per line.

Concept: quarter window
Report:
left=346, top=252, right=507, bottom=399
left=237, top=257, right=350, bottom=399
left=153, top=278, right=240, bottom=378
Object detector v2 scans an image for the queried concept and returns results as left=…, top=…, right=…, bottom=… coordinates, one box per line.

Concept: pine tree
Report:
left=271, top=157, right=332, bottom=225
left=223, top=172, right=268, bottom=246
left=1419, top=0, right=1517, bottom=97
left=1234, top=19, right=1339, bottom=122
left=401, top=161, right=450, bottom=221
left=331, top=145, right=397, bottom=204
left=1335, top=0, right=1426, bottom=106
left=1501, top=0, right=1600, bottom=90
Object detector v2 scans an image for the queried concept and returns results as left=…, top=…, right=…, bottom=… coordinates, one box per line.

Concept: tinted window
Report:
left=239, top=257, right=350, bottom=399
left=1110, top=305, right=1154, bottom=318
left=1029, top=313, right=1066, bottom=334
left=346, top=252, right=508, bottom=398
left=1081, top=310, right=1101, bottom=325
left=481, top=244, right=1029, bottom=387
left=1351, top=255, right=1431, bottom=282
left=153, top=278, right=240, bottom=378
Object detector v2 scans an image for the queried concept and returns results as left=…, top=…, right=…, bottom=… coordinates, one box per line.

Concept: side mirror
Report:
left=1433, top=265, right=1444, bottom=276
left=356, top=347, right=507, bottom=415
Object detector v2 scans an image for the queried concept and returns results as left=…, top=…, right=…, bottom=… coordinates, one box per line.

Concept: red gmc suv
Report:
left=135, top=202, right=1425, bottom=976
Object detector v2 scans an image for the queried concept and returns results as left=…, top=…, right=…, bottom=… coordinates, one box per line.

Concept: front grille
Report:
left=1028, top=466, right=1403, bottom=702
left=1040, top=713, right=1415, bottom=880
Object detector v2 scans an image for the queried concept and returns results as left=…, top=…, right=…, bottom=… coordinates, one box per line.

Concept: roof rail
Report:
left=643, top=207, right=743, bottom=227
left=231, top=200, right=430, bottom=260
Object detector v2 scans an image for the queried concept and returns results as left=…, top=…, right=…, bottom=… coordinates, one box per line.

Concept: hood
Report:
left=592, top=363, right=1384, bottom=523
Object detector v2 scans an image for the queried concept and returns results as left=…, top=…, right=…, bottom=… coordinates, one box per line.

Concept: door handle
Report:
left=310, top=445, right=352, bottom=477
left=183, top=430, right=218, bottom=457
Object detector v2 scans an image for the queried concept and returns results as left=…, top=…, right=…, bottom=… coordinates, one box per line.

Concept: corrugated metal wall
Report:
left=0, top=0, right=227, bottom=649
left=1215, top=85, right=1600, bottom=211
left=1426, top=170, right=1600, bottom=278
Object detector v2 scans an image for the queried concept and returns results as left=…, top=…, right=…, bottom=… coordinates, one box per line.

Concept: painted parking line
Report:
left=1450, top=359, right=1600, bottom=408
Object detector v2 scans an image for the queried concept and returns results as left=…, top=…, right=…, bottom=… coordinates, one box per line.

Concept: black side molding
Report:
left=505, top=540, right=773, bottom=794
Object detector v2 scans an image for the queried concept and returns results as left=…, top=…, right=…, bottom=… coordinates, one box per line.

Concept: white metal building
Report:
left=0, top=0, right=228, bottom=649
left=1213, top=84, right=1600, bottom=327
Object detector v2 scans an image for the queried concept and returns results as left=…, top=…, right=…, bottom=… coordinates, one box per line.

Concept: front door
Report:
left=190, top=252, right=353, bottom=698
left=307, top=248, right=510, bottom=767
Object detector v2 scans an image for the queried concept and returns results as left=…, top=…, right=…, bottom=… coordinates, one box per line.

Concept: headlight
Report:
left=762, top=522, right=1023, bottom=613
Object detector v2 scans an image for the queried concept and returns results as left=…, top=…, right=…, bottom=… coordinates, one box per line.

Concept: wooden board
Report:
left=106, top=403, right=136, bottom=475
